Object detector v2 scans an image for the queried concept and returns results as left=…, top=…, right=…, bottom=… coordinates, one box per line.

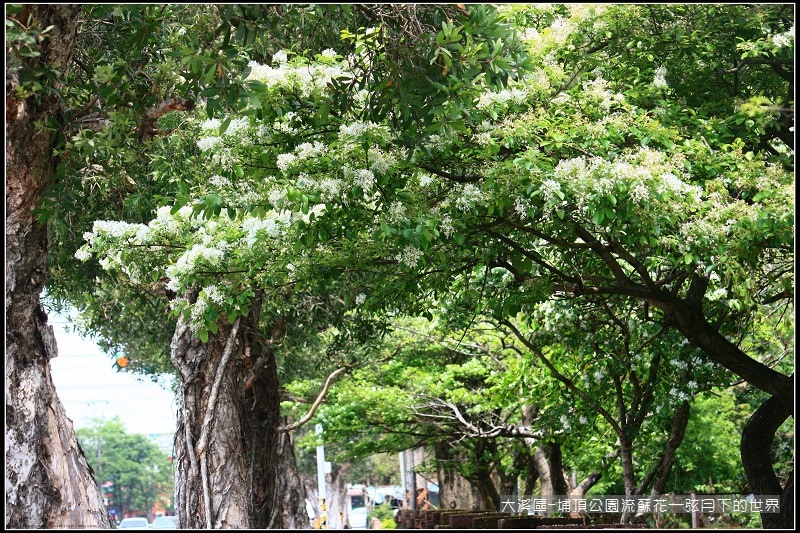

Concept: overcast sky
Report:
left=48, top=310, right=177, bottom=438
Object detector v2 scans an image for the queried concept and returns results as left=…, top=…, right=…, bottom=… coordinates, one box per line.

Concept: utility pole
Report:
left=399, top=451, right=407, bottom=508
left=315, top=424, right=327, bottom=529
left=409, top=448, right=416, bottom=510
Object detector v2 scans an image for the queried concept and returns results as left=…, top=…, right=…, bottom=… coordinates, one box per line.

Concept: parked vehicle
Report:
left=119, top=517, right=149, bottom=529
left=149, top=516, right=177, bottom=529
left=348, top=507, right=368, bottom=529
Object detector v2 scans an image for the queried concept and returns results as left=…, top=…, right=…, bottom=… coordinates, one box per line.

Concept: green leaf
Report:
left=198, top=328, right=209, bottom=343
left=219, top=117, right=232, bottom=135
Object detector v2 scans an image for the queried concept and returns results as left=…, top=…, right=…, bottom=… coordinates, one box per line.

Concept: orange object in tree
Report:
left=116, top=356, right=129, bottom=368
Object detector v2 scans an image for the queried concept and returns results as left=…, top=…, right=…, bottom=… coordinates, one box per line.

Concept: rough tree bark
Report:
left=170, top=296, right=309, bottom=528
left=243, top=306, right=310, bottom=529
left=171, top=312, right=250, bottom=528
left=275, top=428, right=311, bottom=529
left=6, top=4, right=113, bottom=528
left=435, top=442, right=480, bottom=510
left=741, top=394, right=794, bottom=529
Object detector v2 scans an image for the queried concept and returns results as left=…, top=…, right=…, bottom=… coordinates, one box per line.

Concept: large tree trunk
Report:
left=275, top=428, right=311, bottom=529
left=171, top=299, right=309, bottom=528
left=172, top=311, right=250, bottom=528
left=662, top=294, right=793, bottom=528
left=435, top=442, right=480, bottom=510
left=6, top=4, right=113, bottom=529
left=243, top=310, right=309, bottom=529
left=546, top=441, right=569, bottom=497
left=741, top=394, right=794, bottom=529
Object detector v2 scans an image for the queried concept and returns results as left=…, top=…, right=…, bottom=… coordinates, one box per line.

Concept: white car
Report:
left=149, top=516, right=177, bottom=529
left=119, top=517, right=149, bottom=529
left=348, top=507, right=368, bottom=529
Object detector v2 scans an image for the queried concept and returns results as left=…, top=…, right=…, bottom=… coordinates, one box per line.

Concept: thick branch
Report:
left=281, top=367, right=348, bottom=432
left=419, top=163, right=482, bottom=183
left=138, top=96, right=195, bottom=141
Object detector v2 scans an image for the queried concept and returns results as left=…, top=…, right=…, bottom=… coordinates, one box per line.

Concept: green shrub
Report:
left=369, top=503, right=397, bottom=529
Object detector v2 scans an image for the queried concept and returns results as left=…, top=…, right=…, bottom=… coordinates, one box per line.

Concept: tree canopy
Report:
left=15, top=2, right=793, bottom=528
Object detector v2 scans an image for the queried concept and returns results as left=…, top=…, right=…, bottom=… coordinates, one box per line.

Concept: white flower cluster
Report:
left=164, top=243, right=225, bottom=293
left=440, top=216, right=455, bottom=238
left=368, top=147, right=398, bottom=175
left=74, top=246, right=93, bottom=262
left=246, top=58, right=345, bottom=98
left=418, top=173, right=436, bottom=187
left=190, top=294, right=208, bottom=330
left=652, top=65, right=668, bottom=89
left=272, top=50, right=288, bottom=65
left=275, top=141, right=327, bottom=174
left=387, top=201, right=407, bottom=222
left=318, top=177, right=344, bottom=201
left=514, top=196, right=533, bottom=219
left=669, top=387, right=690, bottom=402
left=276, top=153, right=296, bottom=172
left=350, top=168, right=376, bottom=192
left=395, top=245, right=423, bottom=268
left=454, top=183, right=486, bottom=212
left=422, top=134, right=448, bottom=152
left=355, top=293, right=367, bottom=305
left=241, top=212, right=291, bottom=247
left=539, top=179, right=563, bottom=202
left=225, top=117, right=249, bottom=137
left=295, top=141, right=326, bottom=160
left=196, top=136, right=220, bottom=151
left=552, top=16, right=578, bottom=44
left=657, top=172, right=703, bottom=202
left=582, top=76, right=623, bottom=111
left=771, top=26, right=794, bottom=48
left=76, top=219, right=154, bottom=264
left=91, top=220, right=147, bottom=240
left=200, top=118, right=221, bottom=131
left=476, top=87, right=528, bottom=110
left=272, top=111, right=299, bottom=135
left=203, top=284, right=226, bottom=304
left=268, top=188, right=285, bottom=206
left=209, top=174, right=231, bottom=188
left=338, top=121, right=389, bottom=141
left=472, top=131, right=494, bottom=147
left=669, top=358, right=688, bottom=370
left=196, top=117, right=251, bottom=152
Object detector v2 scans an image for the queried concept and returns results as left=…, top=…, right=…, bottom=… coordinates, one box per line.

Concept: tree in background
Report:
left=76, top=417, right=174, bottom=521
